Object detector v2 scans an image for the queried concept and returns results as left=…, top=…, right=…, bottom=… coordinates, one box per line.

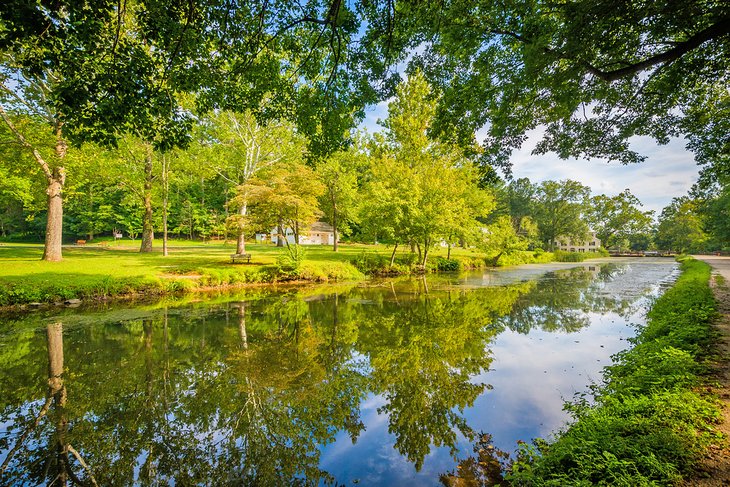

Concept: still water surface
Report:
left=0, top=259, right=678, bottom=486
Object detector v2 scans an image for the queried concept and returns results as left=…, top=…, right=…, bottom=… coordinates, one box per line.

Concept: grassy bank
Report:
left=0, top=241, right=605, bottom=306
left=508, top=258, right=722, bottom=485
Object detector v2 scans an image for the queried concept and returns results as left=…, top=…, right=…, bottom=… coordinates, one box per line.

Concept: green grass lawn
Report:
left=0, top=238, right=590, bottom=305
left=0, top=239, right=493, bottom=305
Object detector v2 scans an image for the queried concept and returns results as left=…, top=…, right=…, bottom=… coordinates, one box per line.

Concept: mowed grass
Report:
left=0, top=239, right=490, bottom=305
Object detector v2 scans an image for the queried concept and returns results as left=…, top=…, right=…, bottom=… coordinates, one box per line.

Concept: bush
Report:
left=276, top=244, right=306, bottom=278
left=351, top=251, right=391, bottom=274
left=435, top=257, right=460, bottom=272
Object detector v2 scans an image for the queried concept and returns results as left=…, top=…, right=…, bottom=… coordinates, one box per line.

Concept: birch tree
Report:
left=206, top=111, right=306, bottom=254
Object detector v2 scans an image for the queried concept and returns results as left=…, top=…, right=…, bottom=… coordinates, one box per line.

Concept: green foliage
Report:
left=510, top=391, right=719, bottom=486
left=587, top=190, right=654, bottom=251
left=400, top=1, right=728, bottom=173
left=507, top=259, right=721, bottom=485
left=554, top=250, right=608, bottom=262
left=360, top=71, right=495, bottom=266
left=656, top=197, right=708, bottom=253
left=435, top=257, right=460, bottom=272
left=351, top=251, right=391, bottom=275
left=533, top=180, right=591, bottom=250
left=276, top=244, right=307, bottom=278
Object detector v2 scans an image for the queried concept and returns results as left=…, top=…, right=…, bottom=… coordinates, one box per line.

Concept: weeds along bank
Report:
left=508, top=258, right=722, bottom=485
left=0, top=244, right=605, bottom=306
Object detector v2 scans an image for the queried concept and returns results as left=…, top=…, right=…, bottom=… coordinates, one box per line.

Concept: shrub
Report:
left=351, top=251, right=390, bottom=274
left=435, top=257, right=460, bottom=272
left=276, top=244, right=306, bottom=278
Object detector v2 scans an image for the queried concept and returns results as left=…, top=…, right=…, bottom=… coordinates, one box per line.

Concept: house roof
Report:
left=309, top=221, right=335, bottom=233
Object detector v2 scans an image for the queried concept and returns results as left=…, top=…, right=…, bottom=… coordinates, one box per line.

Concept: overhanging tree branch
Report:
left=583, top=18, right=730, bottom=81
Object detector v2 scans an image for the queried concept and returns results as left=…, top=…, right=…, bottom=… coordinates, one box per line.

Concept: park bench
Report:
left=231, top=253, right=252, bottom=264
left=76, top=240, right=86, bottom=246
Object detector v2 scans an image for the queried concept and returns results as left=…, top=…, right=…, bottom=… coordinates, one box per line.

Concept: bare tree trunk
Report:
left=43, top=170, right=65, bottom=261
left=87, top=186, right=94, bottom=241
left=224, top=188, right=230, bottom=244
left=389, top=242, right=399, bottom=267
left=333, top=211, right=338, bottom=252
left=162, top=155, right=169, bottom=256
left=140, top=144, right=154, bottom=253
left=447, top=242, right=452, bottom=260
left=236, top=203, right=247, bottom=254
left=277, top=220, right=285, bottom=247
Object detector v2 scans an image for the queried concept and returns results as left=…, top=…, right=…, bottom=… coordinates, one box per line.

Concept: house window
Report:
left=589, top=241, right=595, bottom=246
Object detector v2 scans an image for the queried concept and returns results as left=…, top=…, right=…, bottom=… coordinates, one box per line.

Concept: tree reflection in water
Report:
left=0, top=262, right=672, bottom=485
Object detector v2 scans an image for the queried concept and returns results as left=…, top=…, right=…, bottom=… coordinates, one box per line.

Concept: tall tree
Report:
left=205, top=111, right=305, bottom=254
left=364, top=71, right=493, bottom=267
left=316, top=149, right=362, bottom=251
left=587, top=190, right=654, bottom=251
left=656, top=197, right=707, bottom=253
left=533, top=179, right=590, bottom=250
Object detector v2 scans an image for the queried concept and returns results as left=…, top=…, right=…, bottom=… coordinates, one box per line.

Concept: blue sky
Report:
left=360, top=101, right=698, bottom=215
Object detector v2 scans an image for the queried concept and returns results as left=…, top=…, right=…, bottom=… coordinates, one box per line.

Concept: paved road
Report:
left=694, top=255, right=730, bottom=281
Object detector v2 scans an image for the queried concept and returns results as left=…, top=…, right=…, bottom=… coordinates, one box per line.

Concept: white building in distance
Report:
left=256, top=221, right=338, bottom=246
left=555, top=232, right=601, bottom=253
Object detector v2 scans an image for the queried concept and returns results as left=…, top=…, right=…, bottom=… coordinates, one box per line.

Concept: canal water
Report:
left=0, top=259, right=678, bottom=486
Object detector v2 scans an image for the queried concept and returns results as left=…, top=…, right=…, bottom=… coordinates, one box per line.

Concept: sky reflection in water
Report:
left=0, top=259, right=678, bottom=486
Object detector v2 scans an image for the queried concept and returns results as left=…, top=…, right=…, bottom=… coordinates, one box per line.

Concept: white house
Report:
left=555, top=232, right=601, bottom=252
left=256, top=221, right=339, bottom=246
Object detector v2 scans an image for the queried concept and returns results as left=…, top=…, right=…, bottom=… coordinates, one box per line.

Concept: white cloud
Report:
left=509, top=129, right=698, bottom=213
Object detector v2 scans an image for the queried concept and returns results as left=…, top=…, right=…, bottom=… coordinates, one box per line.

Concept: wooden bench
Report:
left=231, top=253, right=252, bottom=264
left=76, top=240, right=86, bottom=246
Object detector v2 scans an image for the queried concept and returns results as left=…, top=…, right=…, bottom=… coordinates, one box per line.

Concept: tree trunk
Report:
left=422, top=243, right=430, bottom=267
left=236, top=203, right=247, bottom=254
left=162, top=155, right=169, bottom=257
left=223, top=188, right=230, bottom=244
left=87, top=187, right=94, bottom=241
left=0, top=106, right=66, bottom=261
left=447, top=242, right=452, bottom=260
left=389, top=242, right=399, bottom=267
left=333, top=211, right=338, bottom=252
left=277, top=220, right=285, bottom=247
left=43, top=171, right=65, bottom=262
left=140, top=145, right=154, bottom=253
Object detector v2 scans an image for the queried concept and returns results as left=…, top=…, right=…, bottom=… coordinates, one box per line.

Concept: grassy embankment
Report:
left=508, top=258, right=723, bottom=485
left=0, top=239, right=604, bottom=306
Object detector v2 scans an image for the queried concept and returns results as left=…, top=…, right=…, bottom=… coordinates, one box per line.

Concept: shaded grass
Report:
left=508, top=258, right=722, bottom=485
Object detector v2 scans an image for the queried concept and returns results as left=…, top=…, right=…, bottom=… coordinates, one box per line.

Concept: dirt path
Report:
left=690, top=256, right=730, bottom=486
